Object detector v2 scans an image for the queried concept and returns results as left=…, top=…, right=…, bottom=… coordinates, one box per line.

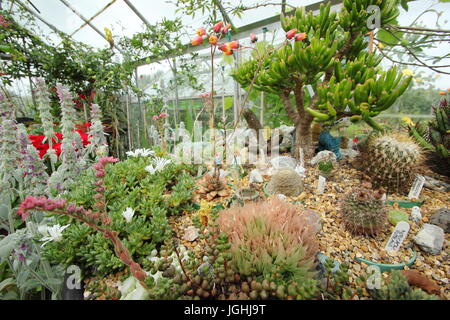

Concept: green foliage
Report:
left=318, top=160, right=334, bottom=176
left=408, top=98, right=450, bottom=175
left=232, top=1, right=411, bottom=132
left=42, top=157, right=198, bottom=276
left=365, top=270, right=439, bottom=300
left=320, top=259, right=354, bottom=300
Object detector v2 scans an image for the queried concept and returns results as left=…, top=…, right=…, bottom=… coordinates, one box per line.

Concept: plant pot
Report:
left=355, top=251, right=417, bottom=273
left=386, top=200, right=424, bottom=209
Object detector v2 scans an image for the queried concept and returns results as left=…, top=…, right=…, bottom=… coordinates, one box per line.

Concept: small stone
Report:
left=182, top=226, right=199, bottom=242
left=302, top=209, right=322, bottom=233
left=429, top=208, right=450, bottom=233
left=413, top=224, right=444, bottom=255
left=249, top=169, right=264, bottom=184
left=270, top=156, right=298, bottom=170
left=310, top=151, right=337, bottom=166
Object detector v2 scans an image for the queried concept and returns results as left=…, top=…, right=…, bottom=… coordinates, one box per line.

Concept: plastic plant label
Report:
left=408, top=175, right=425, bottom=199
left=381, top=193, right=387, bottom=203
left=317, top=176, right=326, bottom=194
left=384, top=221, right=410, bottom=252
left=305, top=85, right=315, bottom=97
left=299, top=147, right=305, bottom=168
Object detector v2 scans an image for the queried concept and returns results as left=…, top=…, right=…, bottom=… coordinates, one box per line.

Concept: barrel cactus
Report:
left=363, top=132, right=423, bottom=194
left=266, top=168, right=304, bottom=197
left=341, top=186, right=387, bottom=236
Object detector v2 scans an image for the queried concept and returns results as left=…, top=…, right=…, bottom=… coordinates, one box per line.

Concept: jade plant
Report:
left=232, top=1, right=412, bottom=160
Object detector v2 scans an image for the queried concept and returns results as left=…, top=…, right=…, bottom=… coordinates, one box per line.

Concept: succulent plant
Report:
left=215, top=198, right=319, bottom=299
left=266, top=168, right=304, bottom=197
left=341, top=185, right=387, bottom=236
left=196, top=174, right=229, bottom=201
left=362, top=132, right=423, bottom=194
left=365, top=270, right=439, bottom=300
left=318, top=160, right=334, bottom=178
left=408, top=98, right=449, bottom=176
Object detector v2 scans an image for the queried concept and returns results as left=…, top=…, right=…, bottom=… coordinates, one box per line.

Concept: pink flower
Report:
left=196, top=27, right=206, bottom=36
left=99, top=157, right=119, bottom=165
left=152, top=115, right=159, bottom=121
left=159, top=112, right=169, bottom=118
left=294, top=32, right=307, bottom=41
left=191, top=35, right=203, bottom=46
left=223, top=24, right=231, bottom=34
left=95, top=170, right=105, bottom=177
left=250, top=33, right=258, bottom=43
left=213, top=21, right=224, bottom=33
left=227, top=41, right=239, bottom=49
left=286, top=29, right=298, bottom=40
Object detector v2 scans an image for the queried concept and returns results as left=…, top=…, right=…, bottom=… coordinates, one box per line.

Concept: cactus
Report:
left=232, top=1, right=411, bottom=160
left=318, top=160, right=334, bottom=178
left=341, top=185, right=387, bottom=236
left=266, top=168, right=304, bottom=197
left=408, top=98, right=449, bottom=176
left=363, top=132, right=423, bottom=194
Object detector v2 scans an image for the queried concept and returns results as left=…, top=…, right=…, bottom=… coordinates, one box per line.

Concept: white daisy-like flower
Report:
left=122, top=207, right=135, bottom=223
left=145, top=164, right=157, bottom=174
left=153, top=157, right=171, bottom=171
left=126, top=148, right=155, bottom=157
left=145, top=157, right=171, bottom=175
left=40, top=224, right=70, bottom=247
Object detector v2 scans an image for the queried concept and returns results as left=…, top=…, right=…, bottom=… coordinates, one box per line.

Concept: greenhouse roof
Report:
left=7, top=0, right=340, bottom=49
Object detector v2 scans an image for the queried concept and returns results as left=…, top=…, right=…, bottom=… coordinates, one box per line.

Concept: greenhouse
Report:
left=0, top=0, right=449, bottom=304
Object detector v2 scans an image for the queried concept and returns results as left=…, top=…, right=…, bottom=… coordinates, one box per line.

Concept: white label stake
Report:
left=385, top=221, right=410, bottom=252
left=408, top=175, right=425, bottom=199
left=317, top=176, right=326, bottom=194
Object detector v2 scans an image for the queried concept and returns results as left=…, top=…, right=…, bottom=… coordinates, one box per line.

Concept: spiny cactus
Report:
left=341, top=185, right=387, bottom=236
left=266, top=168, right=304, bottom=197
left=408, top=98, right=449, bottom=176
left=363, top=132, right=423, bottom=194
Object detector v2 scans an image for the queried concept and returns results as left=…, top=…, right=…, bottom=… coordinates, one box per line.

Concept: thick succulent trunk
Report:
left=294, top=116, right=314, bottom=161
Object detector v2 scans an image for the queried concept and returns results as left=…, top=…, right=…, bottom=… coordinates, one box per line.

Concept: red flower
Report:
left=213, top=21, right=224, bottom=33
left=353, top=137, right=359, bottom=143
left=286, top=29, right=298, bottom=40
left=191, top=36, right=203, bottom=46
left=223, top=24, right=231, bottom=34
left=196, top=27, right=206, bottom=36
left=227, top=41, right=239, bottom=49
left=294, top=32, right=307, bottom=41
